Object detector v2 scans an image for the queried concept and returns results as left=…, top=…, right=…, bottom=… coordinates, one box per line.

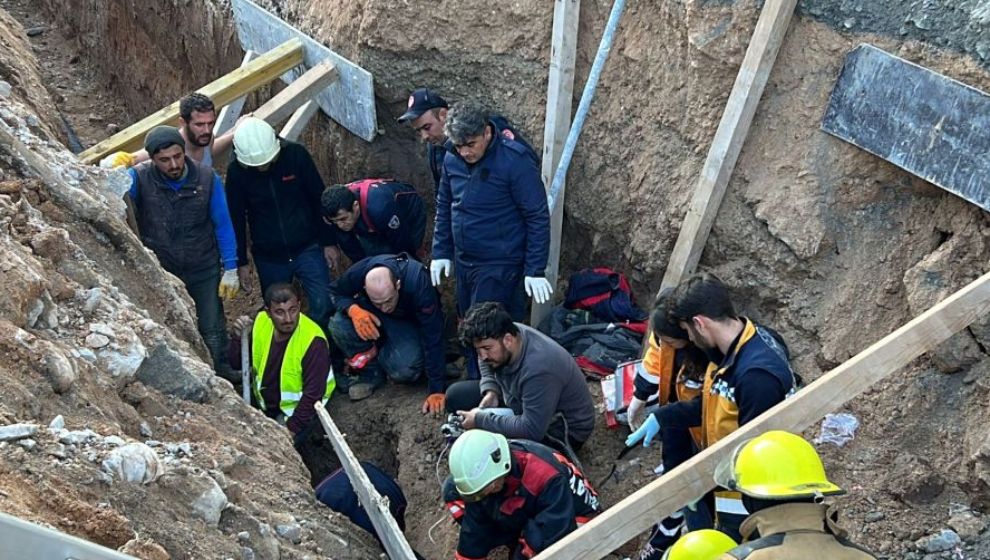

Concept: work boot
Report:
left=348, top=370, right=386, bottom=401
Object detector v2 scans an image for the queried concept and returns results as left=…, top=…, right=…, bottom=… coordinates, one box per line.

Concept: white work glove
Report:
left=430, top=259, right=451, bottom=287
left=524, top=276, right=553, bottom=304
left=218, top=269, right=240, bottom=299
left=627, top=397, right=646, bottom=431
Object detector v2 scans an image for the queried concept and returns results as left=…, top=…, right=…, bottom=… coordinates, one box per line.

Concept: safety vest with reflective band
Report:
left=702, top=318, right=796, bottom=520
left=643, top=336, right=705, bottom=445
left=251, top=312, right=335, bottom=417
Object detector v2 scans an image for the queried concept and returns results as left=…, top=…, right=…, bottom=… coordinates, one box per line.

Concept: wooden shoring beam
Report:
left=280, top=100, right=320, bottom=141
left=531, top=0, right=581, bottom=326
left=253, top=60, right=338, bottom=126
left=214, top=50, right=259, bottom=137
left=537, top=269, right=990, bottom=559
left=658, top=0, right=797, bottom=294
left=314, top=402, right=417, bottom=560
left=78, top=38, right=305, bottom=164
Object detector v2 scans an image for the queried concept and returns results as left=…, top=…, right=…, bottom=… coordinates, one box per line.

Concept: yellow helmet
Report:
left=660, top=530, right=737, bottom=560
left=714, top=430, right=844, bottom=499
left=448, top=430, right=511, bottom=501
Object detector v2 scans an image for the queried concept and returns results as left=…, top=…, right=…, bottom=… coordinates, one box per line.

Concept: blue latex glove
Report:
left=625, top=414, right=660, bottom=448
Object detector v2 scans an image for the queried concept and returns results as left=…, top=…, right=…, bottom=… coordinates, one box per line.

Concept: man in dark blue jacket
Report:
left=397, top=89, right=538, bottom=195
left=328, top=254, right=446, bottom=409
left=320, top=178, right=426, bottom=267
left=430, top=102, right=551, bottom=380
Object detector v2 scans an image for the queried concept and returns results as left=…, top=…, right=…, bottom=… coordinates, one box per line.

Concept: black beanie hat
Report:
left=144, top=126, right=185, bottom=156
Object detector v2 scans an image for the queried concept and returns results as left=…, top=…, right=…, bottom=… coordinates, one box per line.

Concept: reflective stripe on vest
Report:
left=251, top=312, right=335, bottom=417
left=715, top=490, right=749, bottom=516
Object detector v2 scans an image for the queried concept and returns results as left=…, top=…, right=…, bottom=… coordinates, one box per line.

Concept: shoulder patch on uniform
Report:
left=388, top=215, right=401, bottom=229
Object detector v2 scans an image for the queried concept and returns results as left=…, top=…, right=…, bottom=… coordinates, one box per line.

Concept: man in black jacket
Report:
left=226, top=117, right=335, bottom=328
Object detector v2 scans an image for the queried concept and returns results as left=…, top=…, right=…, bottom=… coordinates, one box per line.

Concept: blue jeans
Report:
left=454, top=262, right=525, bottom=379
left=254, top=245, right=331, bottom=328
left=329, top=309, right=424, bottom=382
left=177, top=264, right=228, bottom=372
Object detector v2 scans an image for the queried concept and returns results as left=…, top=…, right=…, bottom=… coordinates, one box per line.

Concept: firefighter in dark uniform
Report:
left=443, top=429, right=599, bottom=559
left=430, top=102, right=551, bottom=380
left=715, top=431, right=878, bottom=559
left=320, top=178, right=427, bottom=266
left=328, top=254, right=445, bottom=408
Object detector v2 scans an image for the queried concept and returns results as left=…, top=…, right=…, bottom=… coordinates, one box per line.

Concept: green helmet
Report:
left=449, top=430, right=511, bottom=500
left=661, top=529, right=738, bottom=560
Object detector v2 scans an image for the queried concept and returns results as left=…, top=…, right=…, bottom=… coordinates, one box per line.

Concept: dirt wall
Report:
left=36, top=0, right=990, bottom=555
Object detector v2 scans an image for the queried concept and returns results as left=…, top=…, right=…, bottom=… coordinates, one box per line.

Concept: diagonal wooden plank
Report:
left=78, top=39, right=304, bottom=164
left=252, top=60, right=338, bottom=126
left=280, top=100, right=320, bottom=141
left=531, top=0, right=581, bottom=326
left=538, top=269, right=990, bottom=559
left=314, top=402, right=417, bottom=560
left=659, top=0, right=798, bottom=294
left=822, top=44, right=990, bottom=212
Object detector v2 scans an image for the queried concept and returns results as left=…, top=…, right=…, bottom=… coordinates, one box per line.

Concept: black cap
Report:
left=397, top=88, right=449, bottom=123
left=144, top=126, right=185, bottom=156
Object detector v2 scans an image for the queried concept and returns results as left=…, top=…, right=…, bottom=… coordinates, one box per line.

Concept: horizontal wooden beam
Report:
left=537, top=269, right=990, bottom=559
left=253, top=60, right=337, bottom=126
left=314, top=402, right=417, bottom=560
left=78, top=38, right=305, bottom=164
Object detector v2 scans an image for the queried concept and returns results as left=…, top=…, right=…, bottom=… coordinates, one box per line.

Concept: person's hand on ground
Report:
left=457, top=408, right=478, bottom=430
left=625, top=414, right=660, bottom=448
left=218, top=269, right=240, bottom=299
left=524, top=276, right=553, bottom=304
left=430, top=259, right=451, bottom=287
left=237, top=265, right=253, bottom=294
left=421, top=393, right=446, bottom=416
left=347, top=304, right=381, bottom=341
left=479, top=390, right=499, bottom=409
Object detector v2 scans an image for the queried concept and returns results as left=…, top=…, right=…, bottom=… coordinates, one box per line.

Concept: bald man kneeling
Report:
left=328, top=253, right=446, bottom=410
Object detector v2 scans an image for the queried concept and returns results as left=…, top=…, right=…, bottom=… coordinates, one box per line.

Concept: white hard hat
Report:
left=233, top=117, right=280, bottom=167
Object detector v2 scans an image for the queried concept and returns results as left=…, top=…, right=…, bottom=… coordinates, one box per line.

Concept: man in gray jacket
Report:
left=446, top=302, right=595, bottom=451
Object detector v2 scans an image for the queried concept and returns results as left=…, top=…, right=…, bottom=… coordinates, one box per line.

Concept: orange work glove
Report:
left=421, top=393, right=446, bottom=416
left=347, top=304, right=381, bottom=341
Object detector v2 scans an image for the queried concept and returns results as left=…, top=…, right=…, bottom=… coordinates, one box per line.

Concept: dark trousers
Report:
left=454, top=262, right=525, bottom=379
left=255, top=245, right=331, bottom=329
left=177, top=264, right=228, bottom=373
left=329, top=309, right=424, bottom=382
left=445, top=380, right=584, bottom=452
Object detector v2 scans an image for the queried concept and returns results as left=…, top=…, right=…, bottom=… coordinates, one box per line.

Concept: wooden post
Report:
left=314, top=402, right=417, bottom=560
left=280, top=100, right=320, bottom=141
left=536, top=270, right=990, bottom=559
left=531, top=0, right=581, bottom=326
left=658, top=0, right=797, bottom=294
left=215, top=50, right=259, bottom=136
left=252, top=60, right=338, bottom=126
left=78, top=38, right=305, bottom=164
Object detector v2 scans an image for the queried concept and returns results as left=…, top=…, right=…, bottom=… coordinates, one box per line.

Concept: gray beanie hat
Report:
left=144, top=126, right=185, bottom=156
